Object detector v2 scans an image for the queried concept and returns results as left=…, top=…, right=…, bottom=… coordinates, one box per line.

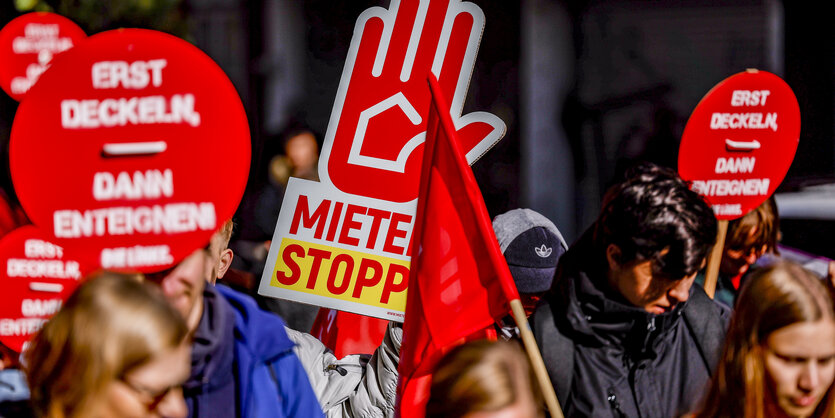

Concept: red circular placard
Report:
left=0, top=226, right=86, bottom=353
left=10, top=29, right=250, bottom=273
left=678, top=70, right=800, bottom=220
left=0, top=12, right=86, bottom=101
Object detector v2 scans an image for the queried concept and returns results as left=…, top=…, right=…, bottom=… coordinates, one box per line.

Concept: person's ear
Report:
left=606, top=244, right=623, bottom=270
left=217, top=248, right=234, bottom=280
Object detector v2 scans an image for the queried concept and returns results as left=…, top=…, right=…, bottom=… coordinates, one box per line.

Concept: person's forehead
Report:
left=128, top=345, right=190, bottom=385
left=768, top=320, right=835, bottom=357
left=172, top=251, right=208, bottom=274
left=145, top=250, right=208, bottom=282
left=144, top=265, right=176, bottom=284
left=637, top=258, right=693, bottom=282
left=208, top=232, right=224, bottom=253
left=729, top=224, right=760, bottom=247
left=287, top=132, right=316, bottom=145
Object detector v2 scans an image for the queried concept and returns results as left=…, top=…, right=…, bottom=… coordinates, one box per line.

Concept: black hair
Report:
left=278, top=116, right=320, bottom=149
left=594, top=162, right=717, bottom=278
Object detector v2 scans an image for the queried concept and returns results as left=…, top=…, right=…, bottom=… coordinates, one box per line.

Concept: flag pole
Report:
left=424, top=74, right=563, bottom=416
left=702, top=219, right=728, bottom=299
left=509, top=299, right=564, bottom=418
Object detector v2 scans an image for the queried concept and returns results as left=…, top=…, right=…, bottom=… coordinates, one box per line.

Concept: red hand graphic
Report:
left=318, top=0, right=505, bottom=203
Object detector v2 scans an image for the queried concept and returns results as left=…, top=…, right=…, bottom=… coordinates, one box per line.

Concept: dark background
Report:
left=1, top=0, right=832, bottom=257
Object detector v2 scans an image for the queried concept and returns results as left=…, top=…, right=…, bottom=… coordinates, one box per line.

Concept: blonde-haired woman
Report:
left=26, top=272, right=190, bottom=418
left=695, top=261, right=835, bottom=418
left=425, top=339, right=543, bottom=417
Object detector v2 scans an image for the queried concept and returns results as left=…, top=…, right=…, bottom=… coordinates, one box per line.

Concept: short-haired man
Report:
left=533, top=163, right=728, bottom=417
left=145, top=240, right=323, bottom=417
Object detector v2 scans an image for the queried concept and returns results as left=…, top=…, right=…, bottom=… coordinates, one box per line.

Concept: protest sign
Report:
left=259, top=0, right=507, bottom=321
left=10, top=29, right=250, bottom=273
left=264, top=180, right=413, bottom=321
left=679, top=69, right=800, bottom=219
left=0, top=12, right=86, bottom=101
left=678, top=69, right=800, bottom=297
left=0, top=226, right=85, bottom=353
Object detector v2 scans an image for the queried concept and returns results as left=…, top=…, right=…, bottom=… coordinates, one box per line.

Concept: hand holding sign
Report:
left=320, top=0, right=505, bottom=203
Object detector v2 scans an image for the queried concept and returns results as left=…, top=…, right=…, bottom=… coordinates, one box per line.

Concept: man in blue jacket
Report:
left=146, top=246, right=323, bottom=418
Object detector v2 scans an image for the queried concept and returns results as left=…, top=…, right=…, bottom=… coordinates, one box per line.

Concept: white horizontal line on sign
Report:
left=30, top=282, right=63, bottom=293
left=725, top=138, right=761, bottom=151
left=102, top=141, right=167, bottom=157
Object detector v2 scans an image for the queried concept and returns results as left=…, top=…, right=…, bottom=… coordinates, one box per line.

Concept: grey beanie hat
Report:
left=493, top=208, right=568, bottom=293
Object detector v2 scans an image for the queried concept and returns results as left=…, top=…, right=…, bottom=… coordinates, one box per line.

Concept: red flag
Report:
left=395, top=75, right=519, bottom=417
left=310, top=308, right=389, bottom=358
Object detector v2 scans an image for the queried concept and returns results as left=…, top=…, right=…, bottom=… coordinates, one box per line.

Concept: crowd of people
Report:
left=2, top=158, right=835, bottom=418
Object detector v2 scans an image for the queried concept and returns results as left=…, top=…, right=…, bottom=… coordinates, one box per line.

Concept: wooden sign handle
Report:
left=509, top=299, right=564, bottom=418
left=703, top=219, right=729, bottom=299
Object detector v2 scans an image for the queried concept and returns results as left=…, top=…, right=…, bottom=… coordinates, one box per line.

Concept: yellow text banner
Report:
left=268, top=238, right=409, bottom=311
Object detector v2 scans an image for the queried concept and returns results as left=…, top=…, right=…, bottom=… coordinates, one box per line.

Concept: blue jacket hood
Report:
left=186, top=284, right=322, bottom=417
left=216, top=284, right=295, bottom=361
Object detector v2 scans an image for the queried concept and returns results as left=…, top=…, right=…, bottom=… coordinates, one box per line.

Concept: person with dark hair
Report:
left=694, top=261, right=835, bottom=418
left=695, top=197, right=780, bottom=308
left=532, top=162, right=728, bottom=417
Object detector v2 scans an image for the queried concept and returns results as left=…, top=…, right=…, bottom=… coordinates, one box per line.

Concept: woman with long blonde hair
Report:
left=26, top=272, right=190, bottom=418
left=696, top=261, right=835, bottom=418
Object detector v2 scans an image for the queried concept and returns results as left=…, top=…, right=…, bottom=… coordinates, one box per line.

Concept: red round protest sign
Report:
left=678, top=70, right=800, bottom=220
left=0, top=12, right=86, bottom=101
left=0, top=226, right=86, bottom=353
left=10, top=29, right=250, bottom=273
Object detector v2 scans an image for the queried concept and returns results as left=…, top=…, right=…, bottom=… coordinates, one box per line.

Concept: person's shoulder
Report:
left=215, top=282, right=260, bottom=310
left=531, top=297, right=573, bottom=344
left=688, top=284, right=730, bottom=319
left=215, top=284, right=294, bottom=354
left=714, top=297, right=731, bottom=324
left=284, top=326, right=326, bottom=355
left=693, top=271, right=706, bottom=286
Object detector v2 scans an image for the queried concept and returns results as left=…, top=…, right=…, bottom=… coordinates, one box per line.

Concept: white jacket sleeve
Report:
left=286, top=323, right=403, bottom=418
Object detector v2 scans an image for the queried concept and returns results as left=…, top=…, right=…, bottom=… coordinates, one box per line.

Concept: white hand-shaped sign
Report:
left=319, top=0, right=506, bottom=203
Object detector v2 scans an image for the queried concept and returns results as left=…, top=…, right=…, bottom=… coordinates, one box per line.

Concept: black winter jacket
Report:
left=533, top=232, right=729, bottom=418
